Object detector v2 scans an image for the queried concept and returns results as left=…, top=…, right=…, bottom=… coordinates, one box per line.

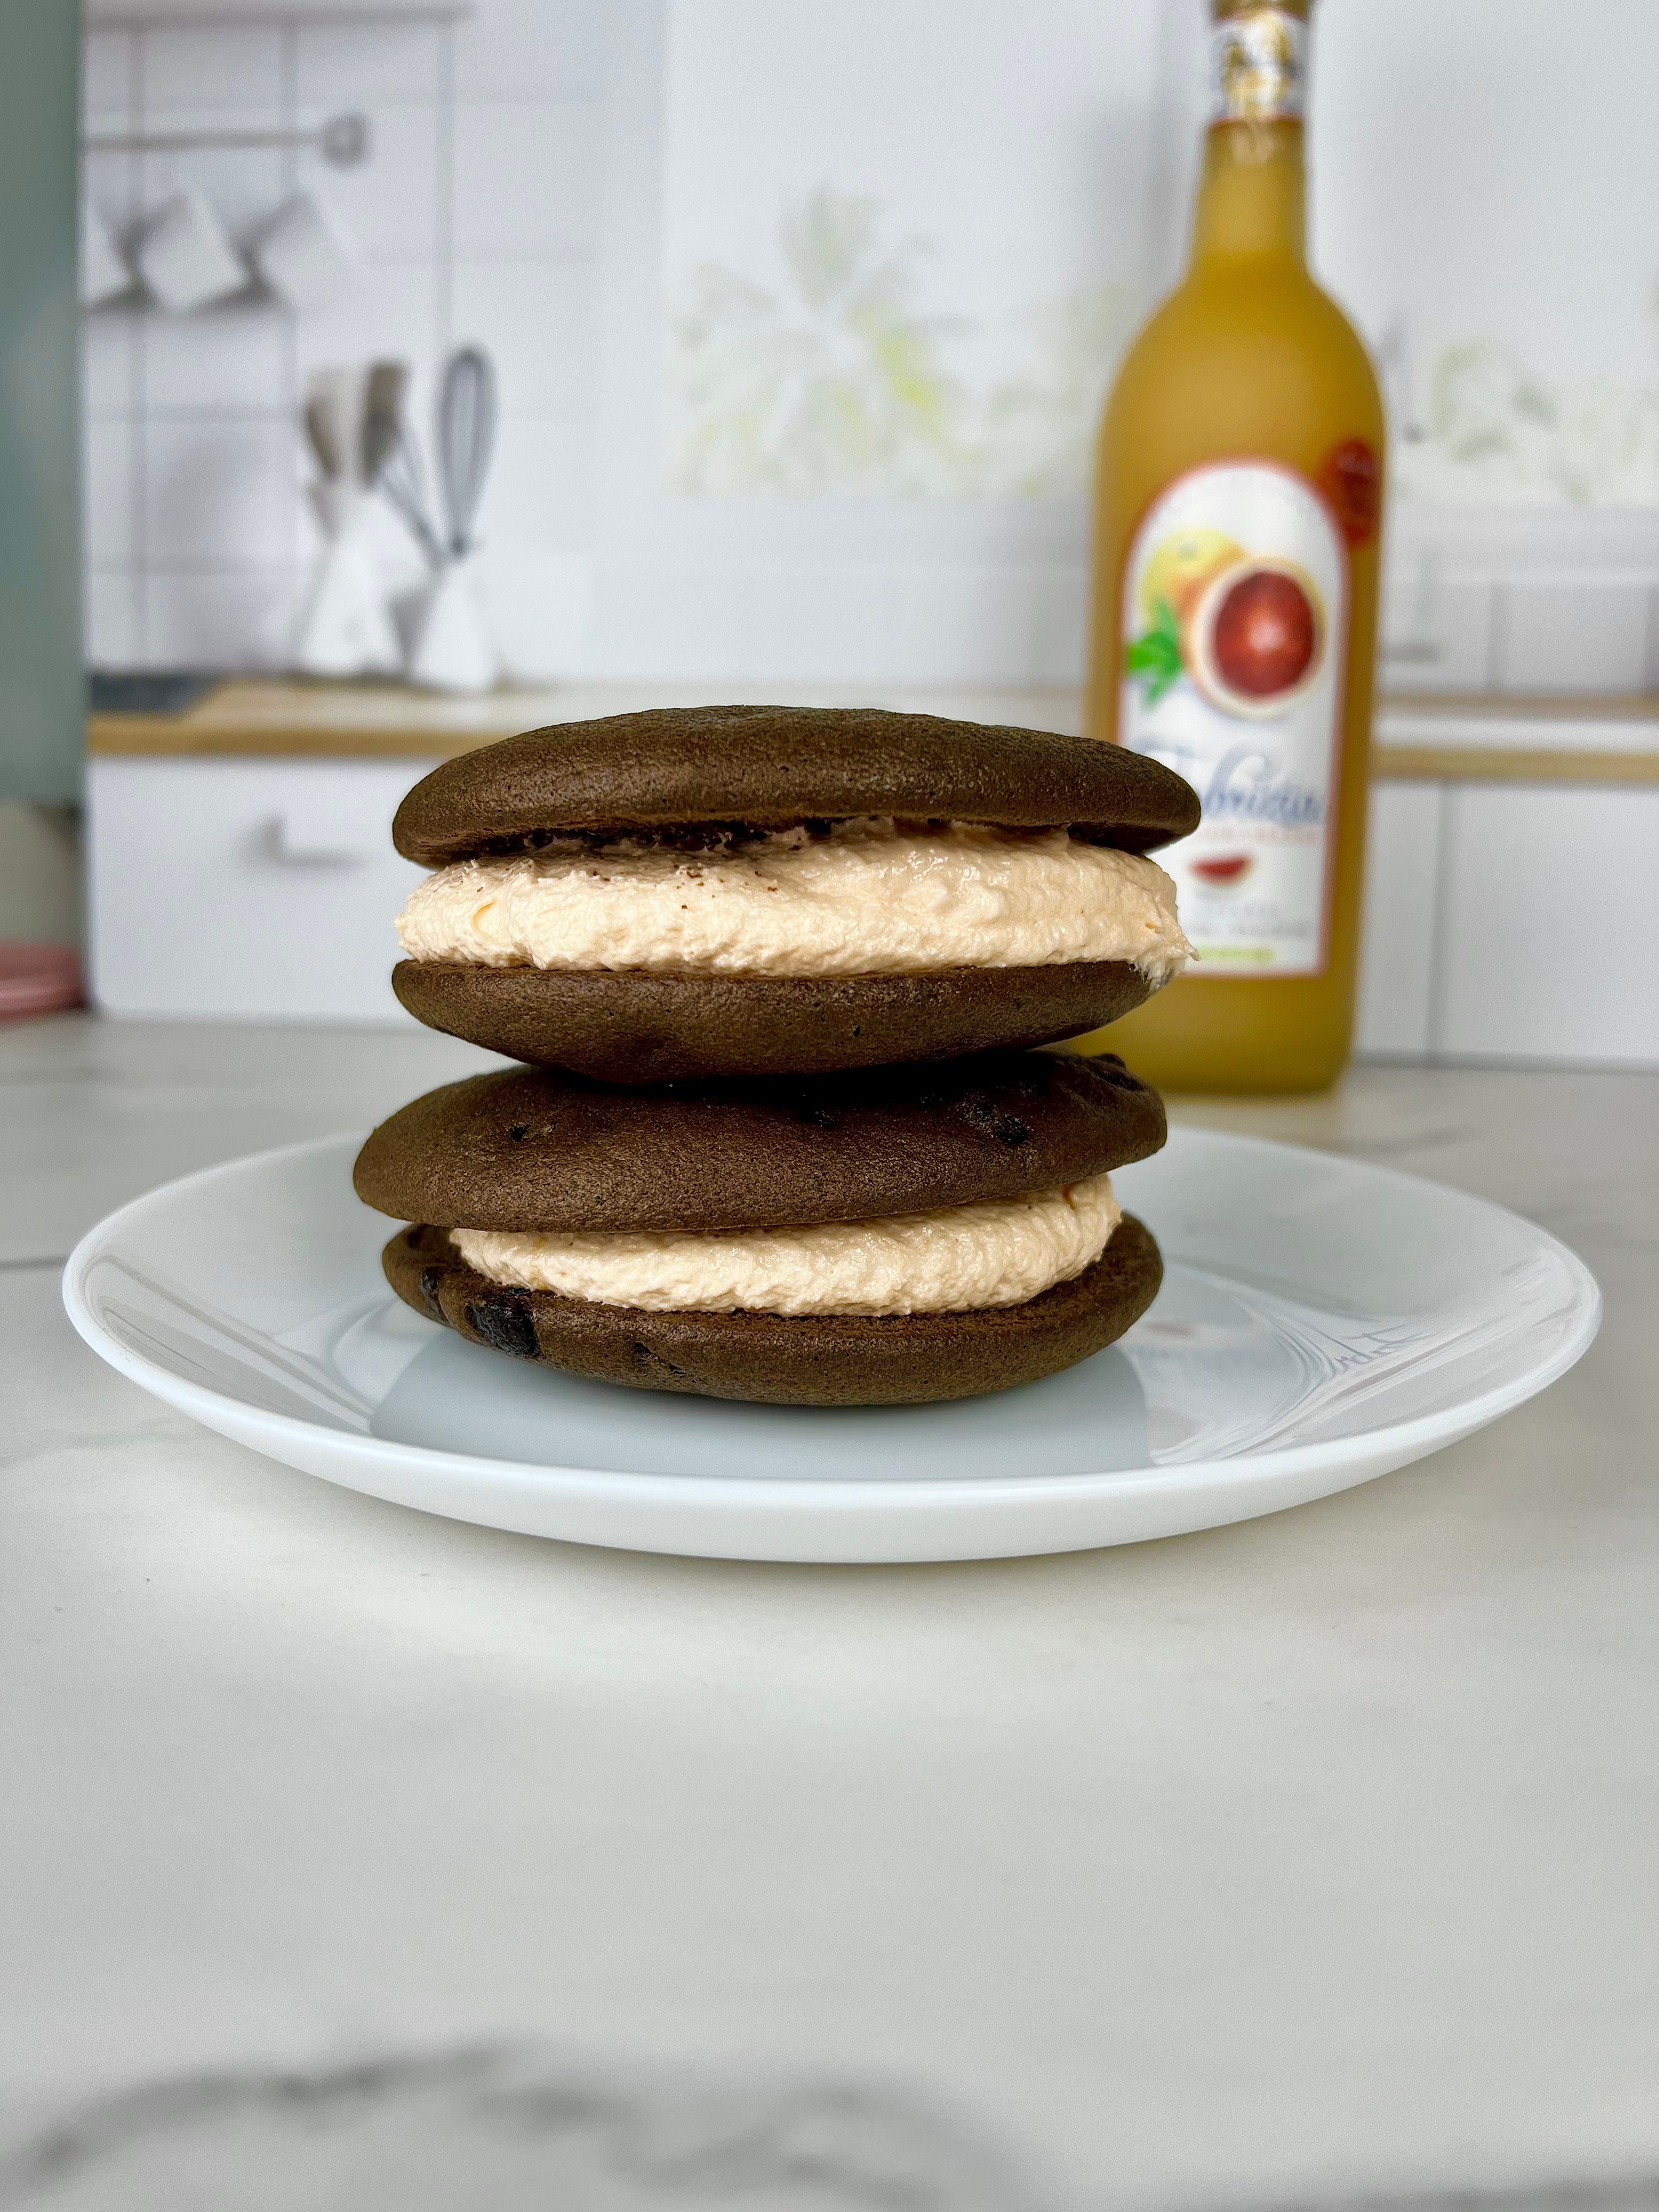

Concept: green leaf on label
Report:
left=1124, top=595, right=1184, bottom=707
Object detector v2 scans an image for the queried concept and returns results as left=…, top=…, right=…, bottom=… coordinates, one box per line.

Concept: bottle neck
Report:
left=1189, top=119, right=1307, bottom=268
left=1189, top=2, right=1310, bottom=268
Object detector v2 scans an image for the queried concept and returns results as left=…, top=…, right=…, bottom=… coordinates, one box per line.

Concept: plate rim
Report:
left=60, top=1126, right=1603, bottom=1516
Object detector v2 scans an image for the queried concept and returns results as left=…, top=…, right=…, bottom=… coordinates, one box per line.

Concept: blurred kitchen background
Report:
left=3, top=0, right=1657, bottom=1066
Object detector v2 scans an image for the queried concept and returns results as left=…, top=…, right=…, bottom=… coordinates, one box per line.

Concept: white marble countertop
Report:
left=2, top=1015, right=1656, bottom=2210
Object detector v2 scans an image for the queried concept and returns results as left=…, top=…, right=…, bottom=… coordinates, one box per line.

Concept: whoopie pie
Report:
left=356, top=1050, right=1168, bottom=1407
left=391, top=704, right=1198, bottom=1083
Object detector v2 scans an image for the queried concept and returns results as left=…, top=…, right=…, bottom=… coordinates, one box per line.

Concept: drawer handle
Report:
left=264, top=808, right=379, bottom=866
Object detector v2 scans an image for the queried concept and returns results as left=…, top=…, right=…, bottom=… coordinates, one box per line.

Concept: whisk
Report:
left=362, top=359, right=444, bottom=571
left=437, top=346, right=498, bottom=558
left=370, top=348, right=501, bottom=692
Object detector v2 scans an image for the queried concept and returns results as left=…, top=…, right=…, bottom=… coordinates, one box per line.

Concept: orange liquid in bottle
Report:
left=1077, top=0, right=1384, bottom=1093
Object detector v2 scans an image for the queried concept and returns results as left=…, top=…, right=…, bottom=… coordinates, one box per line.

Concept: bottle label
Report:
left=1118, top=461, right=1347, bottom=977
left=1209, top=9, right=1307, bottom=123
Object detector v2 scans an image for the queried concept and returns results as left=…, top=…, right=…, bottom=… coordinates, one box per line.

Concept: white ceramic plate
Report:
left=62, top=1130, right=1599, bottom=1563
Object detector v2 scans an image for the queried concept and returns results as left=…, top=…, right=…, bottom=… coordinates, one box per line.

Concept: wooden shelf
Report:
left=1374, top=744, right=1659, bottom=785
left=87, top=4, right=470, bottom=29
left=1382, top=689, right=1659, bottom=721
left=84, top=678, right=1659, bottom=784
left=85, top=680, right=1109, bottom=761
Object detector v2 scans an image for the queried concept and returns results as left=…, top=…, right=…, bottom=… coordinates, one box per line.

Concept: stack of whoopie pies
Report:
left=356, top=705, right=1198, bottom=1407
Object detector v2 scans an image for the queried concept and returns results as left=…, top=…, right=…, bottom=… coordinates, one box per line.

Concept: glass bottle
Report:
left=1077, top=0, right=1385, bottom=1093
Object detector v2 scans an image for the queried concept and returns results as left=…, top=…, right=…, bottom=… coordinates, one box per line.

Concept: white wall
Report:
left=1316, top=0, right=1659, bottom=511
left=80, top=0, right=1659, bottom=691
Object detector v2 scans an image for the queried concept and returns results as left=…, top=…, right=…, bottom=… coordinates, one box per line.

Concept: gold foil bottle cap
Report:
left=1211, top=0, right=1311, bottom=21
left=1207, top=3, right=1308, bottom=123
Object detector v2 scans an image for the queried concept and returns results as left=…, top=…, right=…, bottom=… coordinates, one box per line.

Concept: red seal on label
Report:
left=1318, top=439, right=1381, bottom=547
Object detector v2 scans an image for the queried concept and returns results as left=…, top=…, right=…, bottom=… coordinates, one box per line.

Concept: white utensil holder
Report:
left=409, top=552, right=498, bottom=694
left=295, top=482, right=402, bottom=679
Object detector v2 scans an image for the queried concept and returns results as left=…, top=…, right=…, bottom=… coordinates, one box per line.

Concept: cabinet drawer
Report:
left=1436, top=785, right=1659, bottom=1065
left=89, top=758, right=435, bottom=1022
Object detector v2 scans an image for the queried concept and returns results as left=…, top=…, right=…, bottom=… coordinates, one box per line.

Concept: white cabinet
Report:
left=88, top=758, right=436, bottom=1023
left=1436, top=785, right=1659, bottom=1065
left=1354, top=780, right=1446, bottom=1058
left=1356, top=778, right=1659, bottom=1069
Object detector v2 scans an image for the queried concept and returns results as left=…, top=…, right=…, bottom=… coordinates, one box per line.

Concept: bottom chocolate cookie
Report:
left=385, top=1215, right=1163, bottom=1408
left=391, top=958, right=1155, bottom=1083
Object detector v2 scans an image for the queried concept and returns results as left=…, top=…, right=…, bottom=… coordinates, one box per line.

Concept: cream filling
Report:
left=396, top=819, right=1192, bottom=982
left=452, top=1172, right=1121, bottom=1318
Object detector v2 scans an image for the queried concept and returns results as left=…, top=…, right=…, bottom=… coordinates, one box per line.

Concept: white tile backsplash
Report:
left=295, top=104, right=440, bottom=259
left=450, top=258, right=600, bottom=418
left=142, top=25, right=283, bottom=112
left=145, top=417, right=298, bottom=565
left=292, top=259, right=443, bottom=404
left=144, top=569, right=301, bottom=670
left=81, top=28, right=133, bottom=122
left=1379, top=566, right=1496, bottom=692
left=1497, top=578, right=1652, bottom=693
left=297, top=21, right=439, bottom=110
left=1430, top=579, right=1499, bottom=690
left=452, top=98, right=605, bottom=258
left=138, top=138, right=285, bottom=245
left=83, top=420, right=136, bottom=566
left=81, top=150, right=143, bottom=239
left=84, top=571, right=141, bottom=667
left=477, top=547, right=596, bottom=681
left=455, top=0, right=610, bottom=102
left=81, top=307, right=138, bottom=421
left=1028, top=562, right=1090, bottom=690
left=472, top=413, right=596, bottom=554
left=143, top=298, right=286, bottom=413
left=594, top=560, right=1092, bottom=688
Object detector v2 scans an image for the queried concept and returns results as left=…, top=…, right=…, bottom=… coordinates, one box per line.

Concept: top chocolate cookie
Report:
left=391, top=703, right=1200, bottom=867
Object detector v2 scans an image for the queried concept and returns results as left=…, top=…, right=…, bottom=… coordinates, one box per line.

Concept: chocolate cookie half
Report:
left=354, top=1051, right=1166, bottom=1233
left=391, top=960, right=1155, bottom=1086
left=383, top=1215, right=1163, bottom=1408
left=390, top=705, right=1198, bottom=1080
left=356, top=1049, right=1167, bottom=1407
left=392, top=703, right=1200, bottom=864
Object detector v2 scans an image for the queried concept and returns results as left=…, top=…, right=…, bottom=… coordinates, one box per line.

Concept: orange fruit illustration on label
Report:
left=1137, top=528, right=1244, bottom=629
